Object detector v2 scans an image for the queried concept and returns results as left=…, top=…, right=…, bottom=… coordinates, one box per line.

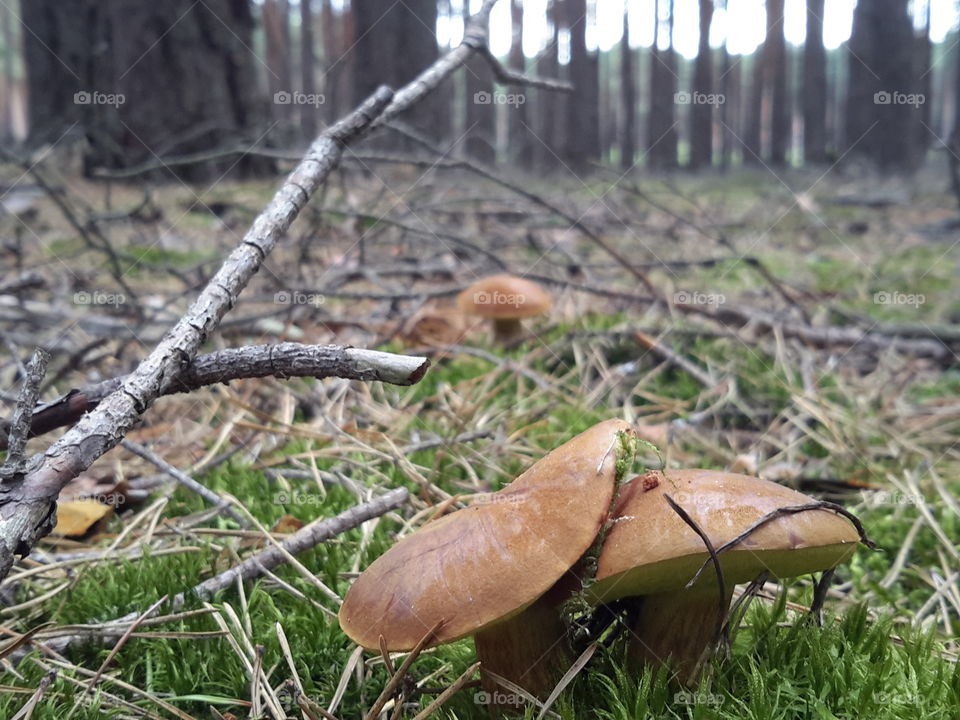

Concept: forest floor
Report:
left=0, top=155, right=958, bottom=719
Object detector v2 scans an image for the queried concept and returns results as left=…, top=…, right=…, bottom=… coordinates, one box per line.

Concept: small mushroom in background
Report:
left=338, top=419, right=639, bottom=706
left=400, top=307, right=467, bottom=347
left=589, top=468, right=863, bottom=684
left=456, top=274, right=551, bottom=343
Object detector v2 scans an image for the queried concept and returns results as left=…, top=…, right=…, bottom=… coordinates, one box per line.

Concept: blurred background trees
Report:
left=0, top=0, right=952, bottom=177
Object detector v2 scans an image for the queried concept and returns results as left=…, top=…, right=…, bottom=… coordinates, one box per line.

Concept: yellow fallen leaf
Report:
left=54, top=499, right=113, bottom=537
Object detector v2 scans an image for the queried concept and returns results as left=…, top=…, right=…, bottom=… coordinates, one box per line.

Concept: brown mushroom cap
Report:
left=590, top=469, right=860, bottom=603
left=456, top=274, right=551, bottom=319
left=339, top=419, right=635, bottom=650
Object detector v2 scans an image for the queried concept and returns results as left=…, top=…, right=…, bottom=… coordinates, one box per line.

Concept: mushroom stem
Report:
left=474, top=595, right=571, bottom=705
left=491, top=317, right=524, bottom=343
left=627, top=583, right=734, bottom=685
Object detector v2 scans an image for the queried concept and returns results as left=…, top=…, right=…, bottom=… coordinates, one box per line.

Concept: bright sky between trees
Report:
left=432, top=0, right=957, bottom=61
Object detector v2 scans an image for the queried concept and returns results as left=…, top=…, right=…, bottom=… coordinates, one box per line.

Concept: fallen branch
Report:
left=0, top=343, right=430, bottom=450
left=120, top=440, right=247, bottom=526
left=677, top=302, right=951, bottom=360
left=1, top=350, right=48, bottom=478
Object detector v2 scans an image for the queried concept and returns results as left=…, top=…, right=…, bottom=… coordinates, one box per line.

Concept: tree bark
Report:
left=354, top=0, right=439, bottom=143
left=744, top=46, right=765, bottom=163
left=647, top=0, right=678, bottom=169
left=564, top=0, right=600, bottom=172
left=719, top=43, right=737, bottom=168
left=620, top=5, right=636, bottom=169
left=464, top=0, right=496, bottom=162
left=0, top=0, right=13, bottom=143
left=915, top=3, right=932, bottom=163
left=845, top=0, right=920, bottom=170
left=264, top=0, right=293, bottom=130
left=690, top=0, right=714, bottom=168
left=508, top=0, right=532, bottom=167
left=803, top=0, right=827, bottom=163
left=535, top=0, right=562, bottom=169
left=21, top=0, right=271, bottom=180
left=300, top=0, right=318, bottom=139
left=767, top=0, right=788, bottom=165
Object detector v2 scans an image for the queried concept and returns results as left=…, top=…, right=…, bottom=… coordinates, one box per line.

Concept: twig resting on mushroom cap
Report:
left=663, top=493, right=728, bottom=653
left=684, top=500, right=877, bottom=590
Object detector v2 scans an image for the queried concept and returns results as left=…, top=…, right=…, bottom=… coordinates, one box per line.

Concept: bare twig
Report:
left=685, top=501, right=876, bottom=589
left=663, top=493, right=727, bottom=649
left=1, top=349, right=48, bottom=479
left=364, top=620, right=443, bottom=720
left=120, top=440, right=247, bottom=526
left=0, top=343, right=429, bottom=450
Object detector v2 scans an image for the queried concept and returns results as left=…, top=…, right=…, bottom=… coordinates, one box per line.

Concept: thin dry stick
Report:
left=685, top=501, right=876, bottom=589
left=663, top=494, right=728, bottom=649
left=84, top=595, right=168, bottom=693
left=10, top=669, right=56, bottom=720
left=1, top=349, right=49, bottom=478
left=120, top=440, right=246, bottom=526
left=410, top=661, right=481, bottom=720
left=0, top=344, right=429, bottom=450
left=364, top=620, right=444, bottom=720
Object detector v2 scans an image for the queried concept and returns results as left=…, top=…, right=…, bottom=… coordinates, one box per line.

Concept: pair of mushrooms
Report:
left=339, top=420, right=863, bottom=707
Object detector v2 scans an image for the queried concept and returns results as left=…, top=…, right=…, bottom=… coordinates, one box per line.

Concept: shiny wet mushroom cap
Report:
left=339, top=418, right=638, bottom=698
left=590, top=468, right=862, bottom=682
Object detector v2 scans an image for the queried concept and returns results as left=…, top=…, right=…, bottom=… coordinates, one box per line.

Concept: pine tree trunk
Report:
left=300, top=0, right=318, bottom=140
left=620, top=6, right=636, bottom=169
left=845, top=0, right=921, bottom=170
left=264, top=0, right=293, bottom=133
left=564, top=0, right=600, bottom=171
left=464, top=0, right=495, bottom=162
left=508, top=0, right=532, bottom=167
left=21, top=0, right=270, bottom=180
left=647, top=0, right=678, bottom=169
left=690, top=0, right=714, bottom=168
left=803, top=0, right=827, bottom=163
left=767, top=0, right=788, bottom=165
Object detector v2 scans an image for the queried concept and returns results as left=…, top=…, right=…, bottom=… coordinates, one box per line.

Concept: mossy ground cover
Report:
left=1, top=168, right=957, bottom=718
